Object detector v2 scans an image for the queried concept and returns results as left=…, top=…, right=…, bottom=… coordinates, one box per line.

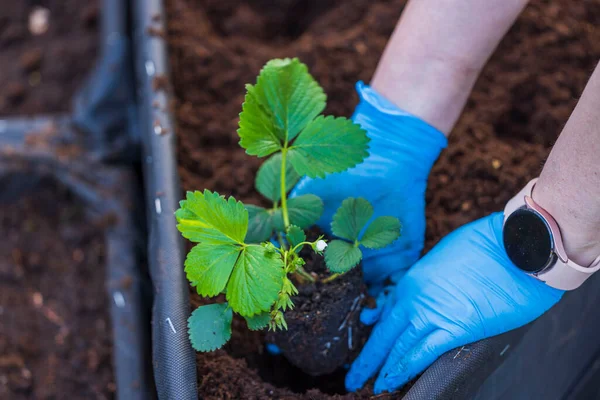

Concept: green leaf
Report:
left=360, top=216, right=402, bottom=249
left=324, top=240, right=363, bottom=273
left=255, top=153, right=301, bottom=202
left=272, top=194, right=323, bottom=231
left=245, top=205, right=274, bottom=243
left=188, top=303, right=233, bottom=352
left=227, top=245, right=285, bottom=316
left=287, top=116, right=370, bottom=178
left=286, top=225, right=306, bottom=248
left=245, top=312, right=271, bottom=331
left=185, top=243, right=242, bottom=297
left=237, top=85, right=282, bottom=157
left=176, top=190, right=248, bottom=245
left=331, top=197, right=373, bottom=242
left=250, top=58, right=326, bottom=142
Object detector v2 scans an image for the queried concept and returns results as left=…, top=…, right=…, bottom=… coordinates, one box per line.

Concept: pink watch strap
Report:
left=503, top=178, right=600, bottom=290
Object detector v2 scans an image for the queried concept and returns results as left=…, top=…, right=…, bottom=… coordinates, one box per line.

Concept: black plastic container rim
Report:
left=131, top=1, right=525, bottom=398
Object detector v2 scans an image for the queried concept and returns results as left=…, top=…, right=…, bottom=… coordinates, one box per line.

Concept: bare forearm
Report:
left=534, top=64, right=600, bottom=266
left=372, top=0, right=528, bottom=135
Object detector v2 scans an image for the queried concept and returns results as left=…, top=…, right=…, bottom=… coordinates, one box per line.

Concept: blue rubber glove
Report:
left=345, top=212, right=564, bottom=394
left=292, top=82, right=447, bottom=286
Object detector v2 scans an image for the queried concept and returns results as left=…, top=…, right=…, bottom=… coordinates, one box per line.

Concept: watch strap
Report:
left=503, top=178, right=538, bottom=221
left=503, top=178, right=600, bottom=290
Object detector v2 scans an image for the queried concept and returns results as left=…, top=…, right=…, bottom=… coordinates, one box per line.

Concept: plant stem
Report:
left=322, top=273, right=343, bottom=284
left=280, top=147, right=290, bottom=229
left=277, top=232, right=287, bottom=250
left=295, top=265, right=315, bottom=282
left=290, top=241, right=314, bottom=254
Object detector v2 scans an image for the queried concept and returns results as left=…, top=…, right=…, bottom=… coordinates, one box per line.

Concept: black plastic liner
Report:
left=0, top=0, right=154, bottom=398
left=129, top=1, right=530, bottom=399
left=131, top=0, right=198, bottom=399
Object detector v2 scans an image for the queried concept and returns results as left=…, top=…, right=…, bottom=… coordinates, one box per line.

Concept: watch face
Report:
left=503, top=208, right=556, bottom=273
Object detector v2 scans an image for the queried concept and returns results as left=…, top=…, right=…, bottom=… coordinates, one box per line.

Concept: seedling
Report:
left=176, top=58, right=401, bottom=352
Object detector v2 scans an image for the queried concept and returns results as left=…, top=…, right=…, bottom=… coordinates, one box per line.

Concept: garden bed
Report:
left=164, top=0, right=600, bottom=397
left=0, top=175, right=113, bottom=399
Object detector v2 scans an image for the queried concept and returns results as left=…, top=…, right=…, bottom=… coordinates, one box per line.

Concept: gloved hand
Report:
left=292, top=81, right=447, bottom=285
left=345, top=212, right=564, bottom=394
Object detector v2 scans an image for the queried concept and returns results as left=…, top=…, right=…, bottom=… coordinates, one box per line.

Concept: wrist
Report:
left=533, top=179, right=600, bottom=267
left=353, top=81, right=448, bottom=173
left=371, top=54, right=480, bottom=136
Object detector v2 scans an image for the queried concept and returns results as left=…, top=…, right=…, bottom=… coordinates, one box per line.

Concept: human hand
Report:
left=345, top=212, right=564, bottom=394
left=292, top=82, right=447, bottom=285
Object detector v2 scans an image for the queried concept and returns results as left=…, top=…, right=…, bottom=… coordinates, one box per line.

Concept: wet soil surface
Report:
left=0, top=0, right=99, bottom=116
left=166, top=0, right=600, bottom=398
left=0, top=177, right=114, bottom=399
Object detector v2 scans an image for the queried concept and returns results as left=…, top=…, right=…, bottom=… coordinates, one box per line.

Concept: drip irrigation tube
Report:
left=132, top=0, right=198, bottom=399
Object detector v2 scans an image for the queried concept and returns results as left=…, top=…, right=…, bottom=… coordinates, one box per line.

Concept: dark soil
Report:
left=166, top=0, right=600, bottom=398
left=0, top=177, right=114, bottom=399
left=0, top=0, right=99, bottom=116
left=270, top=231, right=367, bottom=377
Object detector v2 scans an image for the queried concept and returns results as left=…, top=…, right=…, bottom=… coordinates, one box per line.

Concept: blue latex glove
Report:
left=292, top=82, right=447, bottom=286
left=346, top=213, right=564, bottom=394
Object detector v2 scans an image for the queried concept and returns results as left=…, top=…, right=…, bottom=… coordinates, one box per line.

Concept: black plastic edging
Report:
left=128, top=1, right=526, bottom=399
left=131, top=0, right=198, bottom=399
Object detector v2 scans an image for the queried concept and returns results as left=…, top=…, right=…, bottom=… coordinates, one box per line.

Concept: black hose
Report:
left=131, top=0, right=198, bottom=398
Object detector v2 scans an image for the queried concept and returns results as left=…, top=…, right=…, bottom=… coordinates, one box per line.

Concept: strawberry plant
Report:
left=176, top=58, right=401, bottom=352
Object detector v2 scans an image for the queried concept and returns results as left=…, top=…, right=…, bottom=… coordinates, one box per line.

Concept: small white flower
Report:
left=316, top=240, right=327, bottom=252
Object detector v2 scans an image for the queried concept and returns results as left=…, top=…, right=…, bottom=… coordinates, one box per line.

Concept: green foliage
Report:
left=270, top=310, right=288, bottom=331
left=237, top=58, right=326, bottom=155
left=286, top=225, right=306, bottom=249
left=237, top=58, right=369, bottom=178
left=360, top=216, right=402, bottom=249
left=237, top=86, right=282, bottom=157
left=176, top=190, right=248, bottom=245
left=245, top=195, right=323, bottom=244
left=245, top=58, right=326, bottom=142
left=245, top=312, right=271, bottom=331
left=325, top=198, right=401, bottom=273
left=178, top=58, right=403, bottom=354
left=226, top=245, right=285, bottom=317
left=188, top=303, right=233, bottom=352
left=332, top=197, right=373, bottom=242
left=274, top=276, right=298, bottom=312
left=256, top=153, right=300, bottom=202
left=287, top=116, right=370, bottom=178
left=324, top=240, right=363, bottom=273
left=245, top=205, right=274, bottom=243
left=273, top=194, right=323, bottom=231
left=185, top=243, right=241, bottom=297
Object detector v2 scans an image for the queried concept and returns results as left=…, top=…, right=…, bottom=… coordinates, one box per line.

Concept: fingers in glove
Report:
left=362, top=251, right=419, bottom=285
left=360, top=286, right=396, bottom=326
left=345, top=307, right=408, bottom=392
left=375, top=329, right=456, bottom=394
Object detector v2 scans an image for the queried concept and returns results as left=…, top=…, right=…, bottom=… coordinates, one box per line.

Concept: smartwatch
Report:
left=503, top=178, right=600, bottom=290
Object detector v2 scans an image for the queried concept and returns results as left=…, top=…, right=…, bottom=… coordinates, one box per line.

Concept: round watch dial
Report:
left=503, top=208, right=555, bottom=273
